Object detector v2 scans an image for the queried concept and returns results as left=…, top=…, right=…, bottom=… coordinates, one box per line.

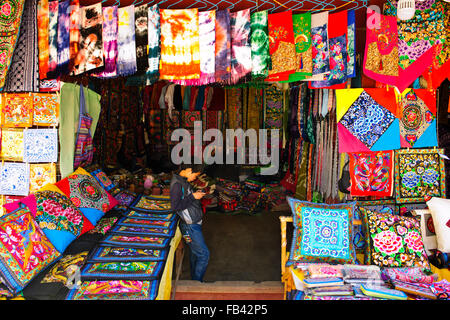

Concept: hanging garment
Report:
left=135, top=4, right=148, bottom=74
left=4, top=0, right=39, bottom=92
left=68, top=0, right=80, bottom=73
left=37, top=0, right=49, bottom=80
left=309, top=12, right=330, bottom=81
left=226, top=87, right=243, bottom=129
left=46, top=0, right=58, bottom=79
left=266, top=10, right=297, bottom=81
left=215, top=9, right=231, bottom=84
left=160, top=8, right=200, bottom=81
left=117, top=5, right=137, bottom=76
left=286, top=12, right=312, bottom=82
left=250, top=10, right=269, bottom=79
left=92, top=5, right=118, bottom=79
left=71, top=3, right=104, bottom=76
left=56, top=0, right=70, bottom=77
left=0, top=0, right=26, bottom=90
left=230, top=9, right=252, bottom=84
left=73, top=85, right=94, bottom=170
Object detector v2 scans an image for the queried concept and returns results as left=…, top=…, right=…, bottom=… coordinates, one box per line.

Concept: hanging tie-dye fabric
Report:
left=230, top=9, right=252, bottom=84
left=46, top=0, right=58, bottom=79
left=309, top=12, right=330, bottom=81
left=71, top=3, right=103, bottom=75
left=37, top=0, right=49, bottom=80
left=117, top=5, right=137, bottom=76
left=347, top=10, right=356, bottom=78
left=68, top=0, right=80, bottom=73
left=215, top=9, right=231, bottom=84
left=285, top=12, right=312, bottom=82
left=147, top=5, right=160, bottom=84
left=363, top=12, right=399, bottom=88
left=349, top=151, right=394, bottom=197
left=250, top=10, right=269, bottom=79
left=0, top=0, right=26, bottom=91
left=160, top=9, right=200, bottom=81
left=198, top=10, right=216, bottom=85
left=135, top=4, right=148, bottom=74
left=398, top=89, right=438, bottom=148
left=4, top=0, right=40, bottom=93
left=92, top=6, right=118, bottom=79
left=310, top=10, right=347, bottom=88
left=56, top=0, right=70, bottom=77
left=266, top=10, right=297, bottom=82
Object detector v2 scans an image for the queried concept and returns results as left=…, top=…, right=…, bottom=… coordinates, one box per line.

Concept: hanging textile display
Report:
left=134, top=4, right=149, bottom=74
left=230, top=9, right=252, bottom=84
left=398, top=89, right=438, bottom=148
left=56, top=0, right=70, bottom=77
left=0, top=162, right=29, bottom=196
left=226, top=87, right=243, bottom=129
left=3, top=0, right=39, bottom=93
left=346, top=9, right=356, bottom=79
left=159, top=8, right=200, bottom=81
left=246, top=87, right=263, bottom=131
left=1, top=93, right=34, bottom=127
left=92, top=5, right=118, bottom=79
left=349, top=151, right=394, bottom=197
left=147, top=4, right=160, bottom=84
left=266, top=10, right=297, bottom=82
left=23, top=128, right=58, bottom=163
left=33, top=93, right=59, bottom=126
left=29, top=163, right=57, bottom=193
left=117, top=5, right=137, bottom=77
left=0, top=128, right=24, bottom=161
left=310, top=9, right=348, bottom=88
left=71, top=3, right=103, bottom=75
left=46, top=0, right=58, bottom=79
left=68, top=0, right=80, bottom=73
left=336, top=88, right=400, bottom=153
left=198, top=10, right=216, bottom=85
left=250, top=10, right=269, bottom=79
left=309, top=12, right=330, bottom=81
left=264, top=84, right=284, bottom=129
left=0, top=0, right=26, bottom=91
left=363, top=12, right=399, bottom=88
left=395, top=148, right=446, bottom=203
left=215, top=9, right=231, bottom=84
left=37, top=0, right=49, bottom=80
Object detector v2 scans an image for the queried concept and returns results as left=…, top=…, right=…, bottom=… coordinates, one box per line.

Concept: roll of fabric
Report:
left=56, top=0, right=70, bottom=77
left=37, top=0, right=49, bottom=80
left=230, top=9, right=252, bottom=84
left=68, top=0, right=80, bottom=74
left=92, top=5, right=118, bottom=79
left=250, top=10, right=269, bottom=79
left=215, top=9, right=231, bottom=84
left=0, top=0, right=27, bottom=90
left=134, top=3, right=148, bottom=74
left=117, top=5, right=137, bottom=76
left=46, top=0, right=58, bottom=79
left=160, top=8, right=200, bottom=81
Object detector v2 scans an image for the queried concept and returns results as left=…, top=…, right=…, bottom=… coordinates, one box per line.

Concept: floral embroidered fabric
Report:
left=66, top=280, right=159, bottom=300
left=80, top=261, right=165, bottom=281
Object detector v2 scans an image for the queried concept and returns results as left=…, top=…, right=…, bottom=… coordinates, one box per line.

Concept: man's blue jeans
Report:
left=180, top=222, right=210, bottom=282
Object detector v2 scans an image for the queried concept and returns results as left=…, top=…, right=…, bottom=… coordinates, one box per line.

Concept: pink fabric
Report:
left=3, top=194, right=37, bottom=215
left=337, top=123, right=371, bottom=153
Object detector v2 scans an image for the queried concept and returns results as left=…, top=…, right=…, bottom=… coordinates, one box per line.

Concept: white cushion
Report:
left=426, top=197, right=450, bottom=253
left=412, top=209, right=437, bottom=255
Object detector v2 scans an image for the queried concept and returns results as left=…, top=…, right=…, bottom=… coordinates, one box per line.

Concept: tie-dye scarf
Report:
left=37, top=0, right=49, bottom=80
left=267, top=10, right=297, bottom=81
left=230, top=9, right=252, bottom=84
left=160, top=9, right=200, bottom=81
left=71, top=3, right=104, bottom=75
left=0, top=0, right=26, bottom=90
left=68, top=0, right=80, bottom=74
left=250, top=10, right=270, bottom=79
left=56, top=0, right=70, bottom=77
left=215, top=9, right=231, bottom=84
left=46, top=0, right=58, bottom=79
left=92, top=5, right=118, bottom=79
left=117, top=5, right=137, bottom=77
left=147, top=4, right=160, bottom=84
left=134, top=4, right=149, bottom=74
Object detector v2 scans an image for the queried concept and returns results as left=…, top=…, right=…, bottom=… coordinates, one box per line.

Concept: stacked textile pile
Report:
left=65, top=193, right=178, bottom=300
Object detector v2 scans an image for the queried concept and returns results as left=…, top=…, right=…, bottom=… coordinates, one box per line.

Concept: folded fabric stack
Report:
left=66, top=194, right=179, bottom=300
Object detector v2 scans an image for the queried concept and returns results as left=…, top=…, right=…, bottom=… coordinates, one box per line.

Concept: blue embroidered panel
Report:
left=87, top=245, right=169, bottom=263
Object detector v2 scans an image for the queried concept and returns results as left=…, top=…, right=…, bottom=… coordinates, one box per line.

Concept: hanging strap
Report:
left=79, top=84, right=86, bottom=116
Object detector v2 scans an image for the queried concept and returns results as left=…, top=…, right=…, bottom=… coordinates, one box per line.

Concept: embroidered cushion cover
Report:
left=90, top=168, right=115, bottom=192
left=360, top=207, right=430, bottom=270
left=55, top=167, right=118, bottom=226
left=286, top=197, right=357, bottom=265
left=426, top=197, right=450, bottom=253
left=0, top=206, right=60, bottom=294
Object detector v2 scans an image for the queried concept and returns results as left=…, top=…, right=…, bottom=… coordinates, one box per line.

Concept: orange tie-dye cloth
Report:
left=159, top=9, right=200, bottom=81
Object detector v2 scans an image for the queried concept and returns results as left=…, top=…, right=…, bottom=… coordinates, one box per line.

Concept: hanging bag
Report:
left=73, top=84, right=94, bottom=169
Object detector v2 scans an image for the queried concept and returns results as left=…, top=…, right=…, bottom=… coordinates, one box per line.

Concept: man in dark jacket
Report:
left=170, top=166, right=209, bottom=282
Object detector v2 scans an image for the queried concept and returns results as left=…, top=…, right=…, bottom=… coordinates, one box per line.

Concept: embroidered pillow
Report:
left=360, top=207, right=431, bottom=270
left=286, top=197, right=357, bottom=265
left=426, top=197, right=450, bottom=253
left=90, top=169, right=115, bottom=192
left=55, top=167, right=119, bottom=226
left=0, top=206, right=60, bottom=294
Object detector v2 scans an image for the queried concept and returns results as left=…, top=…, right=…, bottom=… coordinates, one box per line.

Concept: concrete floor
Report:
left=179, top=209, right=293, bottom=282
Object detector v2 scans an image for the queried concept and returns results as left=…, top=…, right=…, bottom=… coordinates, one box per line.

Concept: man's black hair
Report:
left=174, top=163, right=204, bottom=175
